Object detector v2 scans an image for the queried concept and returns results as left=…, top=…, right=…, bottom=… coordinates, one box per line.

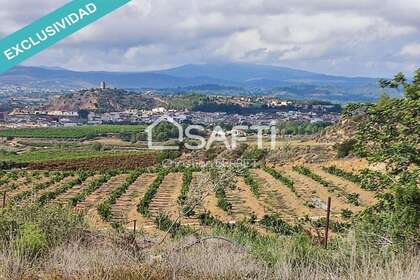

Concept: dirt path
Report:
left=251, top=169, right=311, bottom=222
left=53, top=175, right=101, bottom=206
left=311, top=165, right=377, bottom=206
left=279, top=166, right=361, bottom=218
left=112, top=173, right=158, bottom=228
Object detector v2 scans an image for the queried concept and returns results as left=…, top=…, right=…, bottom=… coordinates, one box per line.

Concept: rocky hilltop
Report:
left=42, top=88, right=162, bottom=112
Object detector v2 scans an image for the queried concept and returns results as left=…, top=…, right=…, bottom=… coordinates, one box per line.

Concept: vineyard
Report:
left=0, top=159, right=383, bottom=235
left=0, top=124, right=145, bottom=139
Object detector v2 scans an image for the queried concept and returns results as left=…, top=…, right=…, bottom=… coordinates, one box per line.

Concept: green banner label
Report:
left=0, top=0, right=131, bottom=73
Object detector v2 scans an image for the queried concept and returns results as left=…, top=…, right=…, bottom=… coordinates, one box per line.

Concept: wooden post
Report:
left=2, top=192, right=6, bottom=208
left=133, top=220, right=137, bottom=235
left=324, top=197, right=331, bottom=249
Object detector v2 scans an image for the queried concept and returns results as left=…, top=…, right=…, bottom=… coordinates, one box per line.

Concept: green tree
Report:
left=354, top=69, right=420, bottom=245
left=355, top=70, right=420, bottom=173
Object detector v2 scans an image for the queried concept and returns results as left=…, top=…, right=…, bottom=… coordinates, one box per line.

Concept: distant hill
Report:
left=42, top=89, right=164, bottom=112
left=0, top=63, right=390, bottom=102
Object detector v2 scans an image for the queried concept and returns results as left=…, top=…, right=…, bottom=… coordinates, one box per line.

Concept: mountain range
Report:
left=0, top=63, right=388, bottom=102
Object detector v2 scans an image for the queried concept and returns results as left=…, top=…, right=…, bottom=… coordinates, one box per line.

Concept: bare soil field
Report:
left=27, top=154, right=157, bottom=171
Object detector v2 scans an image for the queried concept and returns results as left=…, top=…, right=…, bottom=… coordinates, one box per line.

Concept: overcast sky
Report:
left=1, top=0, right=420, bottom=77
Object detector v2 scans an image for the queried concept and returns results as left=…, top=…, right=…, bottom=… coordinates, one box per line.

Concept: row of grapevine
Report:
left=293, top=166, right=360, bottom=206
left=263, top=166, right=296, bottom=194
left=97, top=169, right=145, bottom=221
left=69, top=170, right=120, bottom=206
left=216, top=187, right=233, bottom=213
left=177, top=169, right=194, bottom=206
left=137, top=168, right=169, bottom=217
left=322, top=166, right=361, bottom=184
left=242, top=169, right=261, bottom=198
left=36, top=171, right=94, bottom=206
left=8, top=172, right=72, bottom=206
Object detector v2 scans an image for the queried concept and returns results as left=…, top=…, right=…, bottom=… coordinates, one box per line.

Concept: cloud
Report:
left=0, top=0, right=419, bottom=77
left=400, top=43, right=420, bottom=57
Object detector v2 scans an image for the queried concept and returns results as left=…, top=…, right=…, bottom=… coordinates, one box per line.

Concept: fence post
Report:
left=324, top=197, right=331, bottom=249
left=133, top=220, right=137, bottom=235
left=2, top=192, right=6, bottom=208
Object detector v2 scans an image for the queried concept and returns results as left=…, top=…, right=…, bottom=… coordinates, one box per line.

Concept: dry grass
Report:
left=1, top=231, right=418, bottom=280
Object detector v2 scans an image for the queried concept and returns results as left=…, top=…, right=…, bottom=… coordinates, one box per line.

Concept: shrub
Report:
left=359, top=169, right=392, bottom=191
left=154, top=213, right=194, bottom=237
left=336, top=139, right=356, bottom=158
left=242, top=147, right=268, bottom=162
left=346, top=193, right=361, bottom=206
left=259, top=214, right=298, bottom=235
left=0, top=204, right=84, bottom=254
left=341, top=209, right=353, bottom=219
left=15, top=223, right=47, bottom=256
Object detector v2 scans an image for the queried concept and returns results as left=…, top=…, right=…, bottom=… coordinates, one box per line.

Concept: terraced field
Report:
left=112, top=173, right=157, bottom=226
left=53, top=174, right=101, bottom=205
left=144, top=172, right=183, bottom=228
left=75, top=174, right=129, bottom=212
left=0, top=159, right=379, bottom=234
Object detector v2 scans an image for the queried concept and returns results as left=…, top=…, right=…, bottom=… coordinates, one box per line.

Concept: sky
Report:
left=1, top=0, right=420, bottom=77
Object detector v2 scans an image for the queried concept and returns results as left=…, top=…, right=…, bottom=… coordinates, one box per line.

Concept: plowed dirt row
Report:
left=179, top=172, right=209, bottom=227
left=75, top=174, right=129, bottom=212
left=34, top=176, right=76, bottom=197
left=53, top=175, right=101, bottom=205
left=144, top=173, right=183, bottom=228
left=226, top=176, right=266, bottom=220
left=251, top=169, right=311, bottom=222
left=112, top=173, right=158, bottom=227
left=7, top=176, right=52, bottom=198
left=310, top=165, right=377, bottom=206
left=279, top=166, right=361, bottom=217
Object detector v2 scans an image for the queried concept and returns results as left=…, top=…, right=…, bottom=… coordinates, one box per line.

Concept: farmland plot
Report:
left=75, top=174, right=129, bottom=212
left=251, top=169, right=309, bottom=222
left=53, top=174, right=101, bottom=205
left=226, top=176, right=266, bottom=220
left=145, top=172, right=183, bottom=228
left=311, top=165, right=377, bottom=206
left=282, top=165, right=362, bottom=218
left=111, top=173, right=158, bottom=227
